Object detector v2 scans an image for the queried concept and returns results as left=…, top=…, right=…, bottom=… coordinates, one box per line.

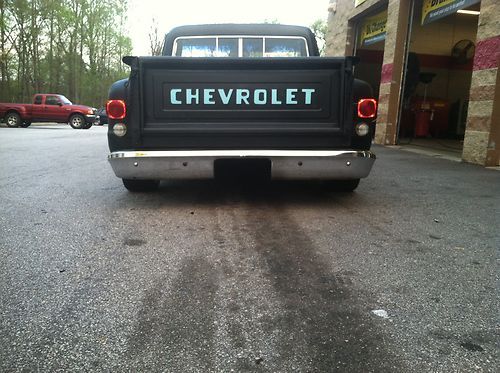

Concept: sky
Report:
left=127, top=0, right=330, bottom=55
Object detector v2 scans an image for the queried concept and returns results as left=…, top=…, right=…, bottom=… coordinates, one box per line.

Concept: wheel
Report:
left=82, top=122, right=92, bottom=129
left=5, top=112, right=21, bottom=127
left=122, top=179, right=160, bottom=192
left=324, top=179, right=360, bottom=192
left=19, top=121, right=31, bottom=128
left=69, top=114, right=85, bottom=129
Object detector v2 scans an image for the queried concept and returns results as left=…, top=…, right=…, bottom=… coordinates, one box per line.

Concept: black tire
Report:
left=5, top=112, right=21, bottom=128
left=82, top=122, right=92, bottom=129
left=19, top=121, right=31, bottom=128
left=324, top=179, right=360, bottom=192
left=69, top=114, right=85, bottom=129
left=122, top=179, right=160, bottom=192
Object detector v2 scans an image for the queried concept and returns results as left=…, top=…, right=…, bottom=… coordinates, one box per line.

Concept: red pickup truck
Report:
left=0, top=94, right=97, bottom=129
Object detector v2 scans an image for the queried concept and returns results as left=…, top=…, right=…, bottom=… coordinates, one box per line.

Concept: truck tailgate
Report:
left=127, top=57, right=354, bottom=149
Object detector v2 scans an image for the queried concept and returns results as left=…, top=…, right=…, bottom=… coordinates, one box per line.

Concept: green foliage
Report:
left=310, top=19, right=327, bottom=56
left=0, top=0, right=132, bottom=107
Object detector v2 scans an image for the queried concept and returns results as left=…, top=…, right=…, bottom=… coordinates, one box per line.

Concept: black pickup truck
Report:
left=107, top=24, right=377, bottom=192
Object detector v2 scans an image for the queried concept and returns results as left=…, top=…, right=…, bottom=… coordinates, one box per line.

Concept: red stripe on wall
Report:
left=381, top=63, right=393, bottom=84
left=473, top=36, right=500, bottom=71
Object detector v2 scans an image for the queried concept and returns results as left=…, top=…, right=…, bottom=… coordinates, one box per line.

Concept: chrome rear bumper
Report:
left=108, top=150, right=376, bottom=180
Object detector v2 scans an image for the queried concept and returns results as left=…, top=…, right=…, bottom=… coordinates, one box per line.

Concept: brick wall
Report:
left=374, top=0, right=412, bottom=145
left=462, top=0, right=500, bottom=166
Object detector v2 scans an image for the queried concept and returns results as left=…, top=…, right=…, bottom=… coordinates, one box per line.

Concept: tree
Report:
left=1, top=0, right=133, bottom=107
left=148, top=18, right=163, bottom=56
left=310, top=19, right=327, bottom=56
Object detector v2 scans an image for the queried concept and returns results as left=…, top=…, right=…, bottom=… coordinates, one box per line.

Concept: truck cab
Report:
left=162, top=24, right=319, bottom=57
left=107, top=24, right=377, bottom=192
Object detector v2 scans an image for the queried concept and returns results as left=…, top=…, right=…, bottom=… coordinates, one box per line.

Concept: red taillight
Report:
left=106, top=100, right=126, bottom=120
left=357, top=98, right=377, bottom=119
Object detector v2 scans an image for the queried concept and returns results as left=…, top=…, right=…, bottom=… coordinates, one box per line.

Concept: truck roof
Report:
left=162, top=23, right=319, bottom=56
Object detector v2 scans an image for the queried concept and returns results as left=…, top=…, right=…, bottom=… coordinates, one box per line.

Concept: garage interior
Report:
left=353, top=0, right=482, bottom=160
left=398, top=0, right=481, bottom=157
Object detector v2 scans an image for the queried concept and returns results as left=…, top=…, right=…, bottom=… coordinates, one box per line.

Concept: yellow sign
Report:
left=355, top=0, right=368, bottom=7
left=360, top=10, right=387, bottom=46
left=421, top=0, right=480, bottom=25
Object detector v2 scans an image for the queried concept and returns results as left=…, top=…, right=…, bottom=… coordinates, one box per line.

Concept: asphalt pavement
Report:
left=0, top=124, right=498, bottom=372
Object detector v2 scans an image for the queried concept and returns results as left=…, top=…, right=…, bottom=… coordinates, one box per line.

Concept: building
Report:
left=326, top=0, right=499, bottom=167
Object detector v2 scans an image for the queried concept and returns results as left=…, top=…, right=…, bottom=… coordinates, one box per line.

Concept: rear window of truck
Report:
left=174, top=36, right=308, bottom=57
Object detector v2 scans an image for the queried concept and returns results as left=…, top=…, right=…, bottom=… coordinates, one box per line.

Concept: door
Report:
left=44, top=95, right=67, bottom=122
left=31, top=95, right=44, bottom=121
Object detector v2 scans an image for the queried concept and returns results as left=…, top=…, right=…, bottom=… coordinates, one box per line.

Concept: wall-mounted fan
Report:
left=451, top=39, right=475, bottom=65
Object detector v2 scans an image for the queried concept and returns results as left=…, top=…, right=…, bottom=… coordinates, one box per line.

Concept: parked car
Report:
left=93, top=107, right=108, bottom=125
left=0, top=94, right=97, bottom=129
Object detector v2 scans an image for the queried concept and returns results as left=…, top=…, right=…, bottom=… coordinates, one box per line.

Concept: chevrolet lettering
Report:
left=107, top=24, right=377, bottom=192
left=168, top=88, right=316, bottom=106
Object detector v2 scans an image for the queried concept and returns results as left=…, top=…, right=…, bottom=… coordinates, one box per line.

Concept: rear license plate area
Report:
left=214, top=158, right=271, bottom=181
